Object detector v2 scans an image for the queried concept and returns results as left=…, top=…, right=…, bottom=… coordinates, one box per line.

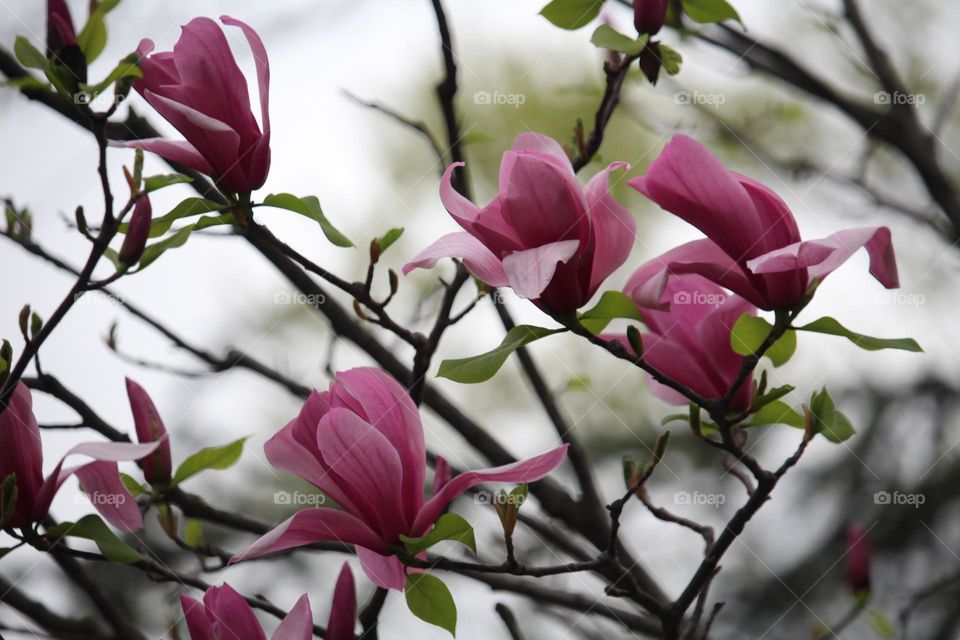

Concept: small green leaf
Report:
left=45, top=515, right=142, bottom=564
left=405, top=573, right=457, bottom=636
left=657, top=43, right=684, bottom=75
left=579, top=291, right=644, bottom=333
left=14, top=36, right=47, bottom=70
left=262, top=193, right=353, bottom=248
left=135, top=197, right=222, bottom=238
left=119, top=473, right=145, bottom=497
left=172, top=438, right=246, bottom=486
left=751, top=384, right=795, bottom=412
left=730, top=314, right=796, bottom=367
left=796, top=316, right=922, bottom=352
left=377, top=227, right=404, bottom=254
left=590, top=25, right=649, bottom=56
left=143, top=173, right=192, bottom=193
left=749, top=400, right=804, bottom=429
left=83, top=54, right=141, bottom=95
left=539, top=0, right=604, bottom=30
left=809, top=388, right=855, bottom=443
left=681, top=0, right=742, bottom=24
left=183, top=519, right=204, bottom=547
left=76, top=0, right=121, bottom=64
left=137, top=225, right=194, bottom=270
left=437, top=325, right=563, bottom=383
left=400, top=513, right=477, bottom=556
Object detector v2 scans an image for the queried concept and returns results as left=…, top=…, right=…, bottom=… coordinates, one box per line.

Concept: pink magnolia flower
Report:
left=403, top=133, right=636, bottom=314
left=0, top=383, right=160, bottom=531
left=634, top=0, right=668, bottom=35
left=118, top=195, right=152, bottom=266
left=232, top=367, right=568, bottom=590
left=125, top=378, right=172, bottom=484
left=627, top=135, right=899, bottom=310
left=612, top=273, right=755, bottom=410
left=180, top=582, right=313, bottom=640
left=846, top=523, right=871, bottom=594
left=114, top=16, right=270, bottom=194
left=46, top=0, right=77, bottom=52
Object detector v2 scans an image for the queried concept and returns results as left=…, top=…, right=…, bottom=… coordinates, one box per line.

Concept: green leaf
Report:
left=377, top=227, right=404, bottom=254
left=681, top=0, right=742, bottom=24
left=809, top=388, right=855, bottom=443
left=730, top=314, right=797, bottom=367
left=119, top=473, right=145, bottom=497
left=437, top=325, right=563, bottom=383
left=405, top=573, right=457, bottom=636
left=183, top=519, right=204, bottom=547
left=796, top=316, right=922, bottom=352
left=4, top=75, right=50, bottom=90
left=84, top=55, right=141, bottom=95
left=76, top=0, right=121, bottom=64
left=657, top=43, right=684, bottom=75
left=143, top=173, right=192, bottom=193
left=400, top=513, right=477, bottom=556
left=867, top=609, right=896, bottom=638
left=193, top=213, right=236, bottom=231
left=749, top=400, right=804, bottom=429
left=590, top=25, right=649, bottom=56
left=172, top=438, right=246, bottom=486
left=14, top=36, right=47, bottom=70
left=579, top=291, right=644, bottom=333
left=750, top=384, right=795, bottom=412
left=121, top=197, right=223, bottom=238
left=262, top=193, right=353, bottom=247
left=45, top=515, right=141, bottom=564
left=137, top=224, right=194, bottom=270
left=539, top=0, right=604, bottom=30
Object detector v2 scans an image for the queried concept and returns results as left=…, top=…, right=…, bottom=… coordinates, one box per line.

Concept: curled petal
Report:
left=110, top=138, right=213, bottom=176
left=402, top=232, right=509, bottom=288
left=584, top=162, right=636, bottom=292
left=273, top=594, right=313, bottom=640
left=502, top=240, right=580, bottom=300
left=356, top=547, right=412, bottom=591
left=72, top=461, right=143, bottom=531
left=231, top=509, right=387, bottom=563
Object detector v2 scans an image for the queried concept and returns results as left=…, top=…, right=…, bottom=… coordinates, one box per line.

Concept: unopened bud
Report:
left=119, top=195, right=151, bottom=266
left=634, top=0, right=669, bottom=36
left=846, top=523, right=871, bottom=595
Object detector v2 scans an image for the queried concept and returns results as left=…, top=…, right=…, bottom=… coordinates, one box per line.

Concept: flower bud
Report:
left=634, top=0, right=669, bottom=36
left=119, top=195, right=151, bottom=266
left=125, top=378, right=172, bottom=484
left=846, top=523, right=871, bottom=595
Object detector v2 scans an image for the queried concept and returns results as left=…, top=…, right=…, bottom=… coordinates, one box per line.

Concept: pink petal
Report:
left=412, top=445, right=569, bottom=534
left=439, top=163, right=521, bottom=250
left=502, top=239, right=580, bottom=300
left=734, top=173, right=801, bottom=250
left=747, top=226, right=899, bottom=289
left=125, top=378, right=171, bottom=483
left=72, top=461, right=143, bottom=531
left=510, top=132, right=575, bottom=177
left=402, top=232, right=509, bottom=288
left=110, top=138, right=213, bottom=175
left=584, top=162, right=636, bottom=291
left=628, top=135, right=769, bottom=261
left=356, top=547, right=409, bottom=591
left=203, top=583, right=267, bottom=640
left=431, top=456, right=451, bottom=496
left=273, top=594, right=313, bottom=640
left=231, top=509, right=388, bottom=563
left=264, top=391, right=362, bottom=514
left=326, top=563, right=357, bottom=639
left=331, top=369, right=426, bottom=522
left=625, top=239, right=768, bottom=309
left=499, top=151, right=588, bottom=248
left=315, top=409, right=407, bottom=539
left=181, top=594, right=215, bottom=640
left=0, top=383, right=44, bottom=527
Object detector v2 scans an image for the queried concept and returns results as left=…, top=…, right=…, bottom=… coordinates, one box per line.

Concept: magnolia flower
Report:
left=0, top=383, right=160, bottom=531
left=634, top=0, right=668, bottom=35
left=46, top=0, right=77, bottom=53
left=613, top=273, right=755, bottom=410
left=114, top=16, right=270, bottom=194
left=403, top=133, right=636, bottom=314
left=233, top=367, right=568, bottom=590
left=125, top=378, right=171, bottom=484
left=118, top=195, right=152, bottom=266
left=627, top=135, right=899, bottom=310
left=181, top=583, right=309, bottom=640
left=846, top=523, right=871, bottom=594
